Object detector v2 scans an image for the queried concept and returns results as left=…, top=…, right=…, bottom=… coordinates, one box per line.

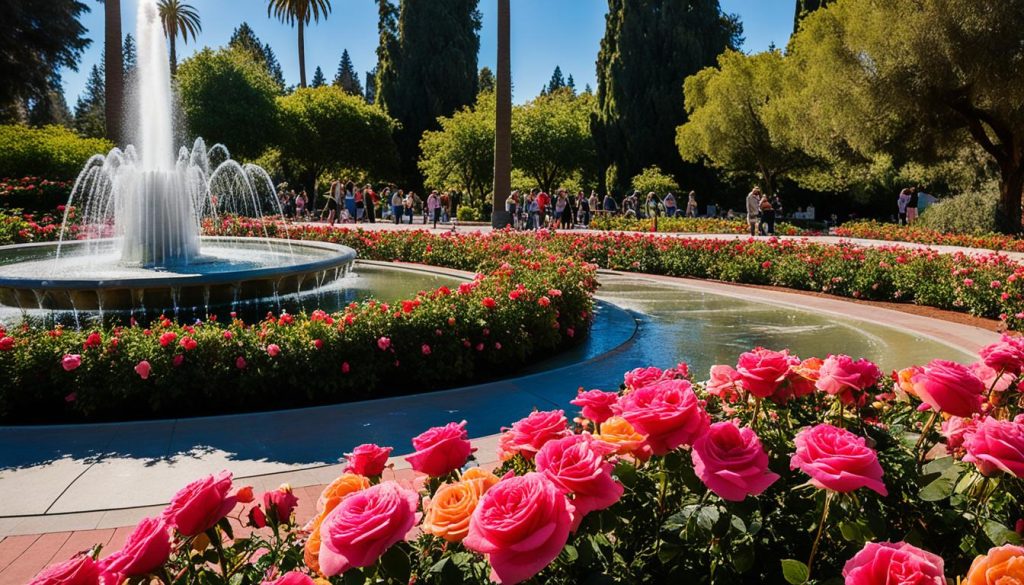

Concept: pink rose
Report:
left=624, top=366, right=666, bottom=390
left=28, top=555, right=101, bottom=585
left=134, top=360, right=151, bottom=380
left=464, top=472, right=574, bottom=584
left=535, top=434, right=623, bottom=530
left=942, top=416, right=981, bottom=454
left=162, top=471, right=238, bottom=536
left=570, top=389, right=619, bottom=424
left=735, top=348, right=799, bottom=398
left=842, top=541, right=945, bottom=585
left=791, top=424, right=887, bottom=495
left=62, top=354, right=81, bottom=372
left=405, top=420, right=475, bottom=477
left=614, top=379, right=709, bottom=456
left=318, top=481, right=420, bottom=576
left=263, top=572, right=314, bottom=585
left=964, top=417, right=1024, bottom=477
left=344, top=443, right=393, bottom=477
left=980, top=335, right=1024, bottom=375
left=236, top=356, right=247, bottom=369
left=691, top=421, right=779, bottom=501
left=263, top=484, right=299, bottom=524
left=0, top=336, right=13, bottom=351
left=970, top=362, right=1017, bottom=394
left=706, top=365, right=742, bottom=402
left=498, top=410, right=570, bottom=461
left=267, top=344, right=281, bottom=357
left=816, top=355, right=882, bottom=405
left=911, top=360, right=985, bottom=417
left=99, top=516, right=171, bottom=576
left=377, top=336, right=391, bottom=351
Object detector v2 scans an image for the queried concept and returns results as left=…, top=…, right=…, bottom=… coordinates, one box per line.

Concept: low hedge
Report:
left=589, top=214, right=809, bottom=236
left=836, top=220, right=1024, bottom=253
left=0, top=124, right=112, bottom=180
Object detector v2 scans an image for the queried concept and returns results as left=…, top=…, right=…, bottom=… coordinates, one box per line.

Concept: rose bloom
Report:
left=970, top=362, right=1017, bottom=394
left=263, top=484, right=299, bottom=524
left=570, top=389, right=619, bottom=424
left=134, top=360, right=152, bottom=380
left=624, top=366, right=667, bottom=390
left=843, top=541, right=945, bottom=585
left=614, top=379, right=709, bottom=456
left=790, top=424, right=887, bottom=495
left=316, top=473, right=371, bottom=516
left=498, top=410, right=570, bottom=461
left=785, top=357, right=824, bottom=400
left=965, top=545, right=1024, bottom=585
left=911, top=360, right=985, bottom=417
left=464, top=472, right=574, bottom=584
left=99, top=516, right=171, bottom=577
left=734, top=348, right=799, bottom=399
left=461, top=467, right=500, bottom=492
left=28, top=555, right=102, bottom=585
left=62, top=354, right=82, bottom=372
left=405, top=420, right=475, bottom=477
left=536, top=434, right=624, bottom=530
left=317, top=481, right=420, bottom=576
left=691, top=421, right=779, bottom=502
left=343, top=443, right=393, bottom=477
left=264, top=572, right=315, bottom=585
left=942, top=416, right=981, bottom=455
left=964, top=417, right=1024, bottom=478
left=815, top=355, right=882, bottom=404
left=422, top=477, right=491, bottom=542
left=706, top=365, right=742, bottom=402
left=979, top=335, right=1024, bottom=375
left=594, top=416, right=650, bottom=459
left=162, top=470, right=240, bottom=536
left=895, top=366, right=923, bottom=397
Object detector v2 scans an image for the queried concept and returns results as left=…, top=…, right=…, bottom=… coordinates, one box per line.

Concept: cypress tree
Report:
left=74, top=65, right=106, bottom=138
left=793, top=0, right=833, bottom=32
left=333, top=49, right=363, bottom=96
left=375, top=0, right=481, bottom=189
left=592, top=0, right=740, bottom=193
left=365, top=68, right=377, bottom=104
left=311, top=66, right=326, bottom=88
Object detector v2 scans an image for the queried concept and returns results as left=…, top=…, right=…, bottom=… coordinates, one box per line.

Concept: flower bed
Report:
left=0, top=231, right=595, bottom=422
left=835, top=220, right=1024, bottom=253
left=589, top=214, right=809, bottom=236
left=0, top=207, right=75, bottom=245
left=31, top=338, right=1024, bottom=584
left=0, top=176, right=73, bottom=211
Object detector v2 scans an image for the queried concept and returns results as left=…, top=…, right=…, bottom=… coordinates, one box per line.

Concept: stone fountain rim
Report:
left=0, top=236, right=356, bottom=290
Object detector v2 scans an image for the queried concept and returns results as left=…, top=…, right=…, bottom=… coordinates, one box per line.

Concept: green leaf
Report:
left=730, top=515, right=747, bottom=534
left=697, top=505, right=720, bottom=532
left=921, top=456, right=955, bottom=475
left=561, top=544, right=579, bottom=563
left=781, top=559, right=809, bottom=584
left=341, top=568, right=365, bottom=585
left=732, top=543, right=754, bottom=573
left=918, top=464, right=960, bottom=501
left=380, top=546, right=410, bottom=583
left=657, top=541, right=682, bottom=563
left=217, top=517, right=234, bottom=541
left=984, top=520, right=1023, bottom=546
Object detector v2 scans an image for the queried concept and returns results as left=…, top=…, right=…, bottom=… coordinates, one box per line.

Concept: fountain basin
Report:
left=0, top=237, right=356, bottom=312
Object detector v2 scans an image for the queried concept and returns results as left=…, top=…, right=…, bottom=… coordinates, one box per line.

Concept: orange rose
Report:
left=304, top=514, right=325, bottom=575
left=595, top=416, right=650, bottom=459
left=460, top=467, right=499, bottom=492
left=422, top=478, right=490, bottom=542
left=965, top=545, right=1024, bottom=585
left=895, top=366, right=922, bottom=398
left=317, top=473, right=371, bottom=515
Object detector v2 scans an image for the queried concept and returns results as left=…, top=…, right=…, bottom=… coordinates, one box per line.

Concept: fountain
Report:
left=0, top=0, right=355, bottom=315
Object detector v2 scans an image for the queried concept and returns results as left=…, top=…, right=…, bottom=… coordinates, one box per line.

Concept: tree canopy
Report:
left=419, top=92, right=495, bottom=203
left=513, top=89, right=597, bottom=193
left=228, top=22, right=286, bottom=91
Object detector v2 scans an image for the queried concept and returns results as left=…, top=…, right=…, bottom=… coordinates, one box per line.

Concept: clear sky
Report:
left=61, top=0, right=795, bottom=107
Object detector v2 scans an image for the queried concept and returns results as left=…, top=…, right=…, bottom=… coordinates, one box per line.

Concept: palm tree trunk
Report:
left=298, top=20, right=307, bottom=88
left=491, top=0, right=512, bottom=228
left=169, top=35, right=177, bottom=76
left=104, top=0, right=123, bottom=143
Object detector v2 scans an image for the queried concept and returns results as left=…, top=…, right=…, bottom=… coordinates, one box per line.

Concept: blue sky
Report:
left=61, top=0, right=794, bottom=106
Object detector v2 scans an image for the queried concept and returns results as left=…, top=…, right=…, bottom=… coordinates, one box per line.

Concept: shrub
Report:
left=631, top=165, right=680, bottom=196
left=918, top=189, right=1000, bottom=235
left=0, top=125, right=112, bottom=179
left=456, top=206, right=480, bottom=221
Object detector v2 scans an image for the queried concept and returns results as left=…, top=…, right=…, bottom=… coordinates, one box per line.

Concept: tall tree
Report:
left=311, top=66, right=326, bottom=88
left=566, top=74, right=576, bottom=94
left=227, top=23, right=286, bottom=90
left=0, top=0, right=91, bottom=122
left=157, top=0, right=201, bottom=76
left=793, top=0, right=833, bottom=33
left=591, top=0, right=741, bottom=193
left=491, top=0, right=510, bottom=227
left=544, top=65, right=565, bottom=95
left=364, top=68, right=377, bottom=104
left=376, top=0, right=481, bottom=189
left=75, top=65, right=106, bottom=139
left=267, top=0, right=332, bottom=88
left=104, top=0, right=123, bottom=143
left=513, top=90, right=597, bottom=193
left=333, top=49, right=363, bottom=96
left=28, top=86, right=74, bottom=128
left=123, top=34, right=137, bottom=72
left=478, top=67, right=495, bottom=94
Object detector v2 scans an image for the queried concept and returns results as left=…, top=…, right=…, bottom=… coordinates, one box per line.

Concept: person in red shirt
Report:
left=536, top=189, right=550, bottom=228
left=364, top=184, right=377, bottom=223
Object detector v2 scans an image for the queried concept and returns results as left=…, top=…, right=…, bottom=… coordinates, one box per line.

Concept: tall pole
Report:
left=104, top=0, right=124, bottom=143
left=490, top=0, right=512, bottom=228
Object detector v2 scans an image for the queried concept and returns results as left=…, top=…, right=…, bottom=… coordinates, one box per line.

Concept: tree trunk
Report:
left=104, top=0, right=123, bottom=143
left=169, top=35, right=177, bottom=76
left=491, top=0, right=512, bottom=228
left=298, top=21, right=307, bottom=88
left=997, top=164, right=1024, bottom=234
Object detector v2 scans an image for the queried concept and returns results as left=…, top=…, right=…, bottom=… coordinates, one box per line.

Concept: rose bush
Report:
left=589, top=214, right=809, bottom=236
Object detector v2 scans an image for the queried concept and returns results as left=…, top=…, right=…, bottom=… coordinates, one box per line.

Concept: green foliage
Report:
left=631, top=166, right=679, bottom=197
left=592, top=0, right=741, bottom=192
left=276, top=86, right=399, bottom=189
left=456, top=206, right=479, bottom=221
left=334, top=49, right=364, bottom=96
left=512, top=89, right=597, bottom=193
left=419, top=93, right=494, bottom=201
left=310, top=65, right=326, bottom=88
left=0, top=125, right=112, bottom=179
left=477, top=67, right=495, bottom=94
left=227, top=22, right=286, bottom=91
left=376, top=0, right=481, bottom=187
left=543, top=65, right=566, bottom=95
left=918, top=190, right=1000, bottom=235
left=73, top=65, right=106, bottom=139
left=177, top=48, right=280, bottom=160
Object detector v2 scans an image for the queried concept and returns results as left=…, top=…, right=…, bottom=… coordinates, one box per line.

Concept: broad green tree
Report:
left=592, top=0, right=740, bottom=193
left=793, top=0, right=833, bottom=32
left=785, top=0, right=1024, bottom=231
left=104, top=0, right=123, bottom=142
left=677, top=50, right=812, bottom=196
left=157, top=0, right=201, bottom=76
left=177, top=48, right=279, bottom=160
left=276, top=86, right=398, bottom=193
left=333, top=49, right=363, bottom=96
left=419, top=93, right=494, bottom=203
left=267, top=0, right=331, bottom=88
left=513, top=89, right=597, bottom=193
left=376, top=0, right=481, bottom=189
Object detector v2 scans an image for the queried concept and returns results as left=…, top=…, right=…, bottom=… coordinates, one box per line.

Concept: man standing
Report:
left=746, top=187, right=762, bottom=237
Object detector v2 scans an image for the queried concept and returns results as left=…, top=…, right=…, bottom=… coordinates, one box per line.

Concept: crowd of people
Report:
left=503, top=188, right=702, bottom=230
left=276, top=180, right=466, bottom=228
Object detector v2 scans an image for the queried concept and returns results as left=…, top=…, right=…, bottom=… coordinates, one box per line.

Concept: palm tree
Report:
left=491, top=0, right=512, bottom=228
left=156, top=0, right=201, bottom=76
left=104, top=0, right=123, bottom=143
left=267, top=0, right=332, bottom=88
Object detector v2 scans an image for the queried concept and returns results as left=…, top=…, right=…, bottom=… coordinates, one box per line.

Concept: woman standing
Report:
left=344, top=181, right=356, bottom=223
left=391, top=189, right=403, bottom=224
left=758, top=192, right=774, bottom=235
left=427, top=191, right=441, bottom=228
left=295, top=190, right=307, bottom=219
left=579, top=190, right=591, bottom=227
left=506, top=191, right=519, bottom=229
left=686, top=191, right=698, bottom=217
left=554, top=190, right=568, bottom=230
left=327, top=179, right=341, bottom=226
left=664, top=192, right=677, bottom=218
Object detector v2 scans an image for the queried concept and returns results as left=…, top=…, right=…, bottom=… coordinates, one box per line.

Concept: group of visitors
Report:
left=277, top=186, right=310, bottom=220
left=745, top=187, right=784, bottom=236
left=504, top=188, right=701, bottom=230
left=896, top=187, right=922, bottom=225
left=314, top=180, right=464, bottom=227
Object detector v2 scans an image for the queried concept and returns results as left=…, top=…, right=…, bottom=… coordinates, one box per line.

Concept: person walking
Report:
left=602, top=192, right=618, bottom=215
left=906, top=187, right=920, bottom=224
left=327, top=179, right=342, bottom=226
left=295, top=190, right=307, bottom=219
left=554, top=190, right=568, bottom=230
left=686, top=191, right=698, bottom=217
left=427, top=191, right=441, bottom=228
left=391, top=189, right=403, bottom=224
left=403, top=191, right=414, bottom=224
left=758, top=192, right=775, bottom=235
left=897, top=188, right=910, bottom=225
left=579, top=191, right=592, bottom=227
left=528, top=193, right=540, bottom=230
left=364, top=184, right=377, bottom=223
left=536, top=189, right=550, bottom=229
left=746, top=187, right=762, bottom=237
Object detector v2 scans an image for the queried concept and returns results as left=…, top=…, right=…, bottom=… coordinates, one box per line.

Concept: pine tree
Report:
left=566, top=74, right=576, bottom=94
left=545, top=65, right=566, bottom=95
left=592, top=0, right=741, bottom=192
left=793, top=0, right=834, bottom=32
left=263, top=43, right=287, bottom=90
left=365, top=68, right=377, bottom=104
left=333, top=49, right=363, bottom=96
left=311, top=66, right=326, bottom=88
left=227, top=23, right=286, bottom=91
left=583, top=83, right=593, bottom=95
left=28, top=85, right=73, bottom=127
left=478, top=67, right=495, bottom=93
left=74, top=65, right=106, bottom=138
left=122, top=34, right=137, bottom=73
left=375, top=0, right=481, bottom=189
